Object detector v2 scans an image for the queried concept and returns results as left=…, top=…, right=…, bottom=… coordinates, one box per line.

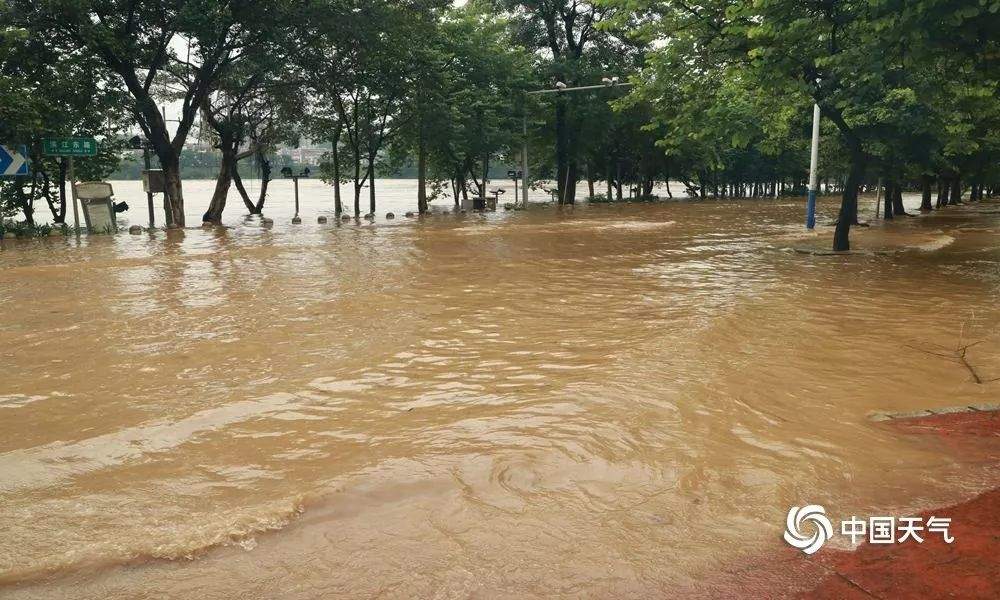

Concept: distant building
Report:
left=278, top=147, right=326, bottom=166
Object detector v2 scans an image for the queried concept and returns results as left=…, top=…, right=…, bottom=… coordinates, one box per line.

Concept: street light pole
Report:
left=522, top=113, right=529, bottom=209
left=522, top=80, right=633, bottom=209
left=807, top=103, right=821, bottom=229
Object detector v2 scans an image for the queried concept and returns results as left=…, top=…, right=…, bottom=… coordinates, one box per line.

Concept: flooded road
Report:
left=1, top=191, right=999, bottom=598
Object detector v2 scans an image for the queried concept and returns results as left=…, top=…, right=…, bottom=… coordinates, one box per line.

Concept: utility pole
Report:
left=523, top=79, right=633, bottom=209
left=807, top=103, right=821, bottom=229
left=521, top=115, right=529, bottom=209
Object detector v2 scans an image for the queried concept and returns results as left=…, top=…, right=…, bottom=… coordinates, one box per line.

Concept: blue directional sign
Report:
left=0, top=145, right=29, bottom=177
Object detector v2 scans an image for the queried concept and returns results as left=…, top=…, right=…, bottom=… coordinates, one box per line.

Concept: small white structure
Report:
left=75, top=181, right=117, bottom=234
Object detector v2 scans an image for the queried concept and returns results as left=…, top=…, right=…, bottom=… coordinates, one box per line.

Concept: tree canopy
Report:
left=0, top=0, right=997, bottom=247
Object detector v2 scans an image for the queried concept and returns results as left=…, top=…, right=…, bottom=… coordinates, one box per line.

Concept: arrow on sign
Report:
left=0, top=145, right=29, bottom=177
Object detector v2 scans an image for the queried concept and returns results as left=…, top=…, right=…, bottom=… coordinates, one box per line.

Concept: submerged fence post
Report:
left=806, top=103, right=820, bottom=229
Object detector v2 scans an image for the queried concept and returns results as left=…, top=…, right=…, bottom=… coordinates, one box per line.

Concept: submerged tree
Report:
left=199, top=11, right=304, bottom=223
left=389, top=3, right=535, bottom=211
left=14, top=0, right=285, bottom=228
left=0, top=8, right=128, bottom=226
left=498, top=0, right=629, bottom=204
left=607, top=0, right=1000, bottom=250
left=304, top=0, right=445, bottom=217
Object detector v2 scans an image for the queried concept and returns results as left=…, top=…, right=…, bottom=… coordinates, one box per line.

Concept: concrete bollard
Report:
left=291, top=216, right=302, bottom=224
left=317, top=216, right=328, bottom=224
left=405, top=211, right=415, bottom=217
left=262, top=218, right=274, bottom=228
left=341, top=214, right=351, bottom=221
left=128, top=225, right=143, bottom=234
left=363, top=213, right=374, bottom=220
left=386, top=212, right=395, bottom=219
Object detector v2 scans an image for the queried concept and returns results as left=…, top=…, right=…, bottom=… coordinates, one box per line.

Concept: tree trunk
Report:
left=615, top=161, right=623, bottom=201
left=55, top=158, right=68, bottom=223
left=17, top=177, right=36, bottom=225
left=481, top=151, right=489, bottom=202
left=353, top=147, right=362, bottom=217
left=950, top=176, right=962, bottom=204
left=587, top=164, right=595, bottom=199
left=554, top=95, right=574, bottom=204
left=892, top=182, right=907, bottom=215
left=161, top=157, right=184, bottom=228
left=920, top=175, right=933, bottom=211
left=254, top=154, right=270, bottom=213
left=936, top=177, right=948, bottom=208
left=833, top=152, right=865, bottom=251
left=417, top=134, right=428, bottom=213
left=606, top=158, right=613, bottom=201
left=551, top=95, right=579, bottom=204
left=203, top=149, right=234, bottom=223
left=232, top=169, right=254, bottom=212
left=332, top=134, right=342, bottom=215
left=883, top=180, right=894, bottom=220
left=367, top=152, right=377, bottom=215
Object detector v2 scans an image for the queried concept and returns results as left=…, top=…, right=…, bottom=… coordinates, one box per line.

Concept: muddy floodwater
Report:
left=1, top=190, right=999, bottom=598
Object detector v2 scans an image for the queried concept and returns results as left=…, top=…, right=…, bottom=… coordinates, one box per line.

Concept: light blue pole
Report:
left=806, top=103, right=820, bottom=229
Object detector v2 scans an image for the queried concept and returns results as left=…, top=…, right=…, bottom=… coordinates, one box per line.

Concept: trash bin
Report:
left=75, top=181, right=118, bottom=234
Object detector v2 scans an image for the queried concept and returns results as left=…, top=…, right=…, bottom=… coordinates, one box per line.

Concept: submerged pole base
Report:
left=806, top=189, right=817, bottom=229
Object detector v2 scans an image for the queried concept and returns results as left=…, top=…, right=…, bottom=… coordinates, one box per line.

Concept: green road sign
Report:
left=42, top=138, right=98, bottom=157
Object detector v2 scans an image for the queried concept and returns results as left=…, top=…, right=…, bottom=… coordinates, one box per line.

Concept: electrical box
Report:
left=142, top=169, right=165, bottom=194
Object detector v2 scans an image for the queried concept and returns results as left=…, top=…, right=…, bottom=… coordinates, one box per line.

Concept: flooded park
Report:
left=3, top=0, right=999, bottom=596
left=2, top=185, right=999, bottom=598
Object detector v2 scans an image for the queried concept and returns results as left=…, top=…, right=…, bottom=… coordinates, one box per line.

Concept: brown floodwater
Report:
left=1, top=192, right=999, bottom=598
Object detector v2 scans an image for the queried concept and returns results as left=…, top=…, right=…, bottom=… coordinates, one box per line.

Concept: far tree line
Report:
left=2, top=1, right=998, bottom=250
